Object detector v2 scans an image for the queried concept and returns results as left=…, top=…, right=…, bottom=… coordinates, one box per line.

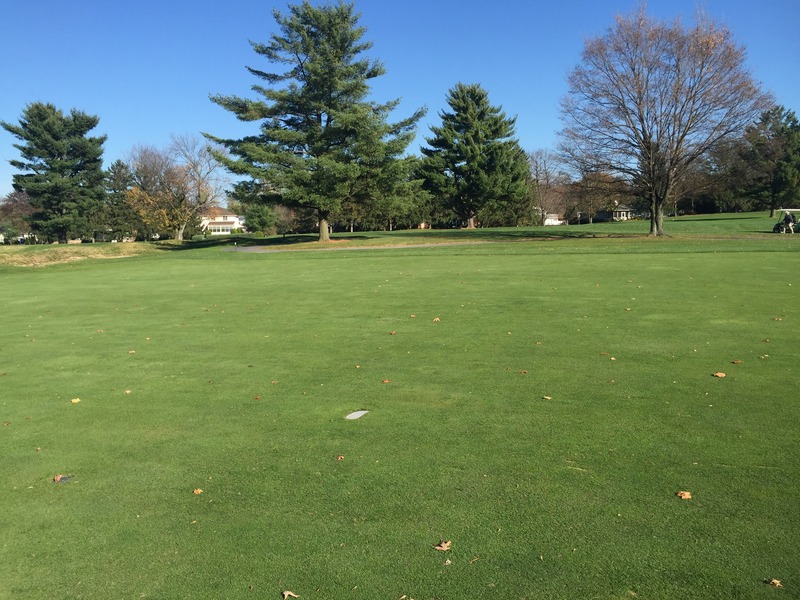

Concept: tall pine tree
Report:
left=420, top=83, right=529, bottom=228
left=743, top=106, right=800, bottom=216
left=205, top=1, right=424, bottom=241
left=1, top=102, right=106, bottom=242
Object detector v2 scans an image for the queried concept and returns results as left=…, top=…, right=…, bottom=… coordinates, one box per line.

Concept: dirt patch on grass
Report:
left=0, top=243, right=157, bottom=267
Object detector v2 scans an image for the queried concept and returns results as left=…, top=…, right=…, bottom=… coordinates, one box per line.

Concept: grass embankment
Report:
left=0, top=216, right=798, bottom=598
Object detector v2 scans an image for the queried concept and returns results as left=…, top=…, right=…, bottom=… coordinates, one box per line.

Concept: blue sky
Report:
left=1, top=0, right=798, bottom=197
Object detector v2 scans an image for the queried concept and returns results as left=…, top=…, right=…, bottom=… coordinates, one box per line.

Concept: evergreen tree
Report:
left=1, top=102, right=106, bottom=242
left=205, top=1, right=424, bottom=241
left=103, top=159, right=141, bottom=240
left=420, top=83, right=530, bottom=228
left=743, top=106, right=800, bottom=216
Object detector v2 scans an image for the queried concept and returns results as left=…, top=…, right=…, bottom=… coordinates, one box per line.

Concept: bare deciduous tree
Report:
left=559, top=5, right=773, bottom=235
left=529, top=149, right=570, bottom=224
left=125, top=136, right=227, bottom=241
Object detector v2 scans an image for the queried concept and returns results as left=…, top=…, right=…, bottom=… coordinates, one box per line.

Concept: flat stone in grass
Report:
left=345, top=410, right=369, bottom=420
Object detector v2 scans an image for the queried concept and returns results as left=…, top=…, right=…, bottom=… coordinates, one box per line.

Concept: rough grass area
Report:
left=0, top=216, right=798, bottom=599
left=0, top=242, right=157, bottom=267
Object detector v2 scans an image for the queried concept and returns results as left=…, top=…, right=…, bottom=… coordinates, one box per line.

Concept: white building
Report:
left=199, top=207, right=246, bottom=235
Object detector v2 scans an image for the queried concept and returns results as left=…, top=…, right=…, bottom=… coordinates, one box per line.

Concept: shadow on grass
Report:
left=154, top=228, right=650, bottom=251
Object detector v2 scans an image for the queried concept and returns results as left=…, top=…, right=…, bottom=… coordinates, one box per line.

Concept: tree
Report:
left=205, top=1, right=424, bottom=242
left=103, top=159, right=141, bottom=240
left=559, top=6, right=773, bottom=235
left=1, top=102, right=106, bottom=242
left=0, top=190, right=35, bottom=239
left=124, top=136, right=226, bottom=241
left=529, top=149, right=570, bottom=225
left=420, top=83, right=530, bottom=228
left=742, top=106, right=800, bottom=216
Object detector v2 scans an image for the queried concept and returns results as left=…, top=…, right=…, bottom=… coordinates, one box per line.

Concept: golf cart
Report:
left=773, top=208, right=800, bottom=233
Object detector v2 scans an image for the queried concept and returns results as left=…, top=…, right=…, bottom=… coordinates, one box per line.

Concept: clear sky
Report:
left=1, top=0, right=798, bottom=197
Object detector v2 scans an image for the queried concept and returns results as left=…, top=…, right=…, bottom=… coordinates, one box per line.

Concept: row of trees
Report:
left=2, top=2, right=799, bottom=243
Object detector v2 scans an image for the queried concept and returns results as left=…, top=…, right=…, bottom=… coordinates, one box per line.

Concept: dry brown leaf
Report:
left=712, top=372, right=726, bottom=378
left=432, top=317, right=441, bottom=322
left=2, top=421, right=9, bottom=426
left=381, top=379, right=391, bottom=384
left=53, top=474, right=63, bottom=482
left=390, top=331, right=396, bottom=335
left=128, top=350, right=136, bottom=354
left=193, top=488, right=203, bottom=495
left=542, top=396, right=552, bottom=400
left=434, top=540, right=452, bottom=551
left=409, top=314, right=416, bottom=318
left=469, top=556, right=480, bottom=564
left=282, top=592, right=300, bottom=599
left=730, top=359, right=743, bottom=364
left=336, top=455, right=345, bottom=461
left=70, top=398, right=81, bottom=404
left=519, top=370, right=528, bottom=374
left=253, top=395, right=262, bottom=400
left=766, top=579, right=783, bottom=588
left=676, top=491, right=692, bottom=500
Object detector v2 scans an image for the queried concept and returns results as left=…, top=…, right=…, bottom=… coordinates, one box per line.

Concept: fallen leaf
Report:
left=193, top=488, right=203, bottom=495
left=730, top=359, right=743, bottom=364
left=434, top=540, right=452, bottom=551
left=712, top=372, right=726, bottom=378
left=70, top=398, right=81, bottom=404
left=469, top=556, right=480, bottom=564
left=336, top=455, right=345, bottom=461
left=2, top=421, right=9, bottom=426
left=432, top=317, right=441, bottom=322
left=519, top=370, right=528, bottom=374
left=409, top=314, right=416, bottom=318
left=444, top=559, right=452, bottom=566
left=96, top=329, right=104, bottom=333
left=542, top=396, right=552, bottom=400
left=124, top=390, right=132, bottom=394
left=766, top=579, right=783, bottom=588
left=610, top=357, right=616, bottom=361
left=282, top=592, right=300, bottom=599
left=381, top=379, right=391, bottom=384
left=253, top=395, right=262, bottom=400
left=271, top=380, right=278, bottom=384
left=390, top=331, right=396, bottom=335
left=128, top=350, right=136, bottom=354
left=772, top=317, right=783, bottom=321
left=53, top=474, right=62, bottom=482
left=35, top=447, right=41, bottom=452
left=763, top=339, right=770, bottom=343
left=625, top=307, right=632, bottom=311
left=676, top=491, right=692, bottom=500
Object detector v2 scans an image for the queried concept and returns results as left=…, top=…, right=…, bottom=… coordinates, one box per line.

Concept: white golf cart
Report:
left=774, top=208, right=800, bottom=233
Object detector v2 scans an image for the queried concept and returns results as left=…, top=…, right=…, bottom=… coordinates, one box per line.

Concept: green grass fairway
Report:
left=1, top=220, right=798, bottom=598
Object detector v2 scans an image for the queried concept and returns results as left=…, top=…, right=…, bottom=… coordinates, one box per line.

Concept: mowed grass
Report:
left=0, top=224, right=798, bottom=599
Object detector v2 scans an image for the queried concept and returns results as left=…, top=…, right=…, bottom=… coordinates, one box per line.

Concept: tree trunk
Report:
left=175, top=223, right=186, bottom=241
left=318, top=211, right=331, bottom=242
left=466, top=216, right=476, bottom=229
left=648, top=194, right=664, bottom=236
